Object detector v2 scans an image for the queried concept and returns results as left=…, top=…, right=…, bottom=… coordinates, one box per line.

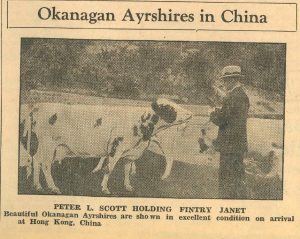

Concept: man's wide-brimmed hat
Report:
left=220, top=65, right=244, bottom=79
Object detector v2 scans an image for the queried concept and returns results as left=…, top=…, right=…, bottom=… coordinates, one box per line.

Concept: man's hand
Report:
left=213, top=85, right=227, bottom=98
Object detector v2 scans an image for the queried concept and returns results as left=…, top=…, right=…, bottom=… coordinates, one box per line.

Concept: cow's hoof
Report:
left=102, top=188, right=111, bottom=195
left=92, top=168, right=99, bottom=173
left=161, top=175, right=169, bottom=181
left=50, top=187, right=62, bottom=195
left=34, top=185, right=44, bottom=193
left=125, top=185, right=133, bottom=192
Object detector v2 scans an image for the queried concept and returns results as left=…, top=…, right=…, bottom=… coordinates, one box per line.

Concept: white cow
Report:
left=20, top=99, right=192, bottom=194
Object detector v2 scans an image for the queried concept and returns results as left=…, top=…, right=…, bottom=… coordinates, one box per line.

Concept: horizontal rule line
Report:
left=7, top=26, right=297, bottom=32
left=7, top=0, right=298, bottom=5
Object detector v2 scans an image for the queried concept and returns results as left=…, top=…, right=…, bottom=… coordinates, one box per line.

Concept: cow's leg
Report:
left=32, top=155, right=43, bottom=192
left=41, top=163, right=61, bottom=194
left=101, top=140, right=125, bottom=194
left=101, top=155, right=121, bottom=194
left=124, top=161, right=134, bottom=192
left=130, top=161, right=136, bottom=176
left=161, top=156, right=173, bottom=180
left=151, top=138, right=173, bottom=180
left=161, top=129, right=178, bottom=180
left=20, top=144, right=33, bottom=179
left=92, top=157, right=105, bottom=173
left=37, top=143, right=61, bottom=194
left=101, top=174, right=110, bottom=194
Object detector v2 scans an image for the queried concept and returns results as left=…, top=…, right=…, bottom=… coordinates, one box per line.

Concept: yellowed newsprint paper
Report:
left=0, top=0, right=299, bottom=238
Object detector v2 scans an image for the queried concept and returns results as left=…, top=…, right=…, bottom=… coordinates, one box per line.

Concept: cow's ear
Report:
left=151, top=100, right=159, bottom=113
left=49, top=113, right=57, bottom=125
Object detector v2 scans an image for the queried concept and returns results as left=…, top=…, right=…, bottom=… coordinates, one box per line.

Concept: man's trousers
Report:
left=219, top=153, right=247, bottom=199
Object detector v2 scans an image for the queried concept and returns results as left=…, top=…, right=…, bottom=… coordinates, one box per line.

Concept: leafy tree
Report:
left=21, top=39, right=285, bottom=103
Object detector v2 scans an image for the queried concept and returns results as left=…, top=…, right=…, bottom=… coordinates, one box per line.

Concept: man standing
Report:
left=210, top=66, right=250, bottom=199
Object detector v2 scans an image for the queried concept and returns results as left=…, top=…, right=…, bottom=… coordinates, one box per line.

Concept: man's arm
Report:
left=210, top=98, right=230, bottom=127
left=210, top=91, right=249, bottom=127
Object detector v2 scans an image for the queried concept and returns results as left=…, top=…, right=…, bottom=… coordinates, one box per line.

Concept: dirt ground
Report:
left=18, top=151, right=282, bottom=200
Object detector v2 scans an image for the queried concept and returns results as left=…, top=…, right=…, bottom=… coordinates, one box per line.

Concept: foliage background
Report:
left=21, top=39, right=285, bottom=104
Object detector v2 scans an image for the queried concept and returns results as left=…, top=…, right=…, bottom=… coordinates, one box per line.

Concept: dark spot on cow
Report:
left=21, top=132, right=28, bottom=150
left=94, top=118, right=102, bottom=128
left=140, top=123, right=155, bottom=141
left=20, top=120, right=27, bottom=148
left=118, top=137, right=124, bottom=142
left=133, top=125, right=138, bottom=137
left=20, top=130, right=38, bottom=157
left=32, top=107, right=39, bottom=113
left=151, top=101, right=177, bottom=123
left=151, top=114, right=159, bottom=125
left=49, top=113, right=57, bottom=125
left=272, top=142, right=282, bottom=149
left=268, top=150, right=275, bottom=159
left=141, top=112, right=151, bottom=123
left=20, top=118, right=39, bottom=156
left=151, top=101, right=159, bottom=113
left=52, top=135, right=62, bottom=141
left=109, top=137, right=124, bottom=157
left=29, top=132, right=39, bottom=157
left=139, top=113, right=160, bottom=141
left=20, top=119, right=26, bottom=132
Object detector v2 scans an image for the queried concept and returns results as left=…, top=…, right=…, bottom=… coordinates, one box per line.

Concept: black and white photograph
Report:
left=19, top=38, right=285, bottom=200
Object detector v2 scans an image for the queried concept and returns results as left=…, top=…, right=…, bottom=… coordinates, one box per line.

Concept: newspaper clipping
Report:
left=0, top=0, right=299, bottom=238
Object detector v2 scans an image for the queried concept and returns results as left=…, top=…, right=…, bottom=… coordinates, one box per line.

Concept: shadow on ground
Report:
left=18, top=150, right=282, bottom=199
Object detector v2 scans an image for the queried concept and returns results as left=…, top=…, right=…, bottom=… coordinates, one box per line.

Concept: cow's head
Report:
left=134, top=98, right=193, bottom=141
left=151, top=98, right=192, bottom=130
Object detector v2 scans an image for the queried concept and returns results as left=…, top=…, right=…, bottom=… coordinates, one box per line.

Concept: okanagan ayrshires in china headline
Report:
left=36, top=7, right=268, bottom=25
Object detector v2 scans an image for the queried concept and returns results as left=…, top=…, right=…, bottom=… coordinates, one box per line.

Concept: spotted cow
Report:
left=20, top=99, right=192, bottom=194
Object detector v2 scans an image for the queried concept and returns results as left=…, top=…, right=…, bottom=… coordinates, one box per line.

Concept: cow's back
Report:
left=26, top=103, right=147, bottom=156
